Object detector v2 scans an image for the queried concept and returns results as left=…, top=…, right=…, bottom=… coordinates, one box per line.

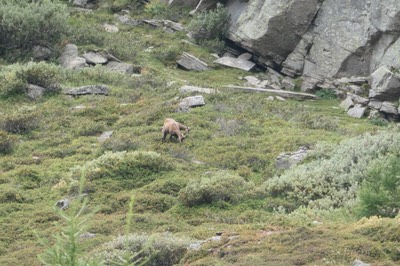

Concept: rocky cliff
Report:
left=176, top=0, right=400, bottom=86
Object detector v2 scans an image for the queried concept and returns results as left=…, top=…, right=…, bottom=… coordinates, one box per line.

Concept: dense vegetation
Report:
left=0, top=0, right=399, bottom=265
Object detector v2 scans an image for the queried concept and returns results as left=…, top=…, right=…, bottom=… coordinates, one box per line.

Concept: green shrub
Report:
left=0, top=186, right=26, bottom=203
left=8, top=166, right=42, bottom=189
left=0, top=0, right=69, bottom=57
left=315, top=88, right=337, bottom=99
left=134, top=193, right=176, bottom=213
left=0, top=62, right=62, bottom=98
left=144, top=0, right=169, bottom=18
left=0, top=107, right=40, bottom=134
left=265, top=131, right=400, bottom=210
left=0, top=130, right=16, bottom=154
left=187, top=3, right=230, bottom=46
left=97, top=233, right=194, bottom=266
left=358, top=156, right=400, bottom=217
left=178, top=171, right=254, bottom=207
left=81, top=151, right=174, bottom=186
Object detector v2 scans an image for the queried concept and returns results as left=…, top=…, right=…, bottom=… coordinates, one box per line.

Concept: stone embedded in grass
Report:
left=82, top=51, right=108, bottom=65
left=64, top=85, right=109, bottom=96
left=176, top=95, right=205, bottom=112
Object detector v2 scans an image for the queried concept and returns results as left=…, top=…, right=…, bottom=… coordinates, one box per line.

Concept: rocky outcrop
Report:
left=227, top=0, right=321, bottom=67
left=225, top=0, right=400, bottom=84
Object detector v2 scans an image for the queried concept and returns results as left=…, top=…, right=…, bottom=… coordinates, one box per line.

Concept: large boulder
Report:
left=368, top=66, right=400, bottom=101
left=227, top=0, right=320, bottom=66
left=281, top=0, right=400, bottom=80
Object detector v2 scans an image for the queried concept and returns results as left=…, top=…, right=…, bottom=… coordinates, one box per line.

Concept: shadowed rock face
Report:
left=225, top=0, right=400, bottom=80
left=227, top=0, right=320, bottom=65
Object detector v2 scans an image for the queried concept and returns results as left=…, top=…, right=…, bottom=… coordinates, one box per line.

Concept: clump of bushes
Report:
left=358, top=155, right=400, bottom=218
left=265, top=131, right=400, bottom=211
left=0, top=0, right=69, bottom=58
left=0, top=107, right=40, bottom=134
left=178, top=171, right=255, bottom=207
left=187, top=3, right=230, bottom=53
left=81, top=151, right=174, bottom=186
left=0, top=62, right=61, bottom=98
left=0, top=130, right=16, bottom=154
left=97, top=233, right=194, bottom=266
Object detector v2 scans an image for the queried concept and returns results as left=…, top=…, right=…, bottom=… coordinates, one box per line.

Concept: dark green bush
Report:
left=0, top=62, right=62, bottom=98
left=98, top=233, right=194, bottom=266
left=0, top=107, right=40, bottom=134
left=315, top=88, right=337, bottom=99
left=0, top=0, right=69, bottom=58
left=82, top=151, right=174, bottom=186
left=358, top=156, right=400, bottom=218
left=0, top=130, right=16, bottom=154
left=178, top=171, right=254, bottom=207
left=187, top=3, right=230, bottom=46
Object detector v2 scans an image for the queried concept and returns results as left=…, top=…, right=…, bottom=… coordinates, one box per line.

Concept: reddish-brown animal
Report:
left=161, top=118, right=190, bottom=143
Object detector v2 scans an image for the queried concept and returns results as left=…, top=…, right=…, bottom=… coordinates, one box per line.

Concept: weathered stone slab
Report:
left=214, top=56, right=256, bottom=71
left=276, top=146, right=310, bottom=170
left=64, top=85, right=109, bottom=96
left=26, top=84, right=45, bottom=100
left=177, top=52, right=210, bottom=71
left=179, top=85, right=217, bottom=94
left=347, top=104, right=367, bottom=118
left=369, top=66, right=400, bottom=101
left=83, top=51, right=108, bottom=65
left=339, top=96, right=354, bottom=111
left=98, top=131, right=113, bottom=142
left=60, top=44, right=87, bottom=70
left=105, top=61, right=136, bottom=75
left=380, top=101, right=398, bottom=115
left=224, top=85, right=317, bottom=100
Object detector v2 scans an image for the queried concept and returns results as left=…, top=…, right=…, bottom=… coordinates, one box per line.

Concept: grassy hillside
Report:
left=0, top=1, right=399, bottom=265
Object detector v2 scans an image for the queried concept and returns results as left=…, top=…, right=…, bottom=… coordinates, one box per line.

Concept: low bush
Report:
left=358, top=155, right=400, bottom=218
left=0, top=130, right=16, bottom=155
left=0, top=107, right=40, bottom=134
left=0, top=0, right=69, bottom=58
left=187, top=3, right=230, bottom=48
left=97, top=233, right=194, bottom=266
left=178, top=171, right=255, bottom=207
left=81, top=151, right=174, bottom=186
left=0, top=62, right=61, bottom=98
left=144, top=0, right=169, bottom=18
left=265, top=131, right=400, bottom=210
left=0, top=186, right=26, bottom=203
left=134, top=193, right=176, bottom=213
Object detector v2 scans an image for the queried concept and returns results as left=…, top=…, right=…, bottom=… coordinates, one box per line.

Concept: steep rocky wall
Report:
left=225, top=0, right=400, bottom=82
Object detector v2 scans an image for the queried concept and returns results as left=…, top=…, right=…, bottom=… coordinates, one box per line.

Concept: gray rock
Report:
left=26, top=84, right=45, bottom=100
left=228, top=0, right=320, bottom=65
left=380, top=101, right=398, bottom=115
left=353, top=259, right=370, bottom=266
left=60, top=44, right=87, bottom=70
left=179, top=85, right=217, bottom=94
left=369, top=66, right=400, bottom=101
left=98, top=131, right=113, bottom=142
left=368, top=100, right=383, bottom=110
left=177, top=52, right=210, bottom=71
left=105, top=61, right=136, bottom=75
left=103, top=23, right=119, bottom=33
left=114, top=14, right=142, bottom=26
left=244, top=76, right=261, bottom=86
left=177, top=95, right=205, bottom=112
left=347, top=93, right=369, bottom=105
left=55, top=199, right=70, bottom=210
left=214, top=56, right=256, bottom=71
left=347, top=104, right=367, bottom=118
left=333, top=76, right=369, bottom=86
left=281, top=76, right=296, bottom=90
left=339, top=96, right=354, bottom=111
left=276, top=146, right=310, bottom=170
left=83, top=51, right=108, bottom=65
left=64, top=85, right=109, bottom=96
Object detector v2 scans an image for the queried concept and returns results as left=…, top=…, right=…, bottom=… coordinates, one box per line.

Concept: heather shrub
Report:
left=187, top=3, right=230, bottom=48
left=0, top=62, right=61, bottom=98
left=358, top=155, right=400, bottom=218
left=0, top=0, right=69, bottom=57
left=82, top=151, right=174, bottom=185
left=265, top=131, right=400, bottom=210
left=178, top=171, right=254, bottom=207
left=0, top=107, right=40, bottom=134
left=97, top=233, right=194, bottom=266
left=144, top=0, right=169, bottom=18
left=0, top=130, right=16, bottom=154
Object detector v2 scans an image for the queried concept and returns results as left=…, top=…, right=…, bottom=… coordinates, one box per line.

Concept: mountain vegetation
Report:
left=0, top=1, right=399, bottom=265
